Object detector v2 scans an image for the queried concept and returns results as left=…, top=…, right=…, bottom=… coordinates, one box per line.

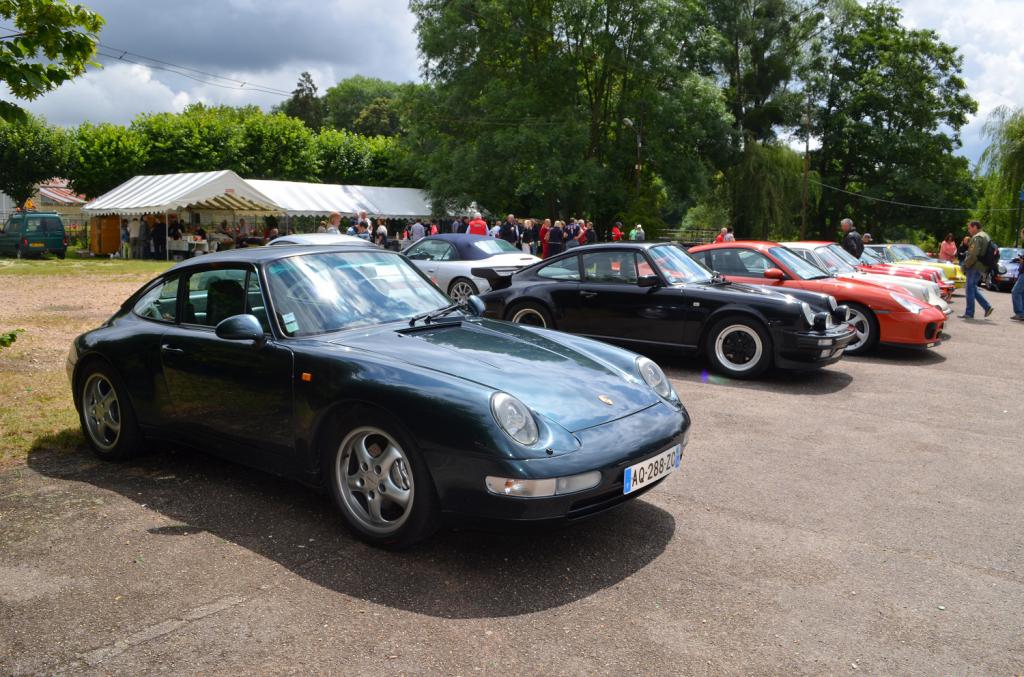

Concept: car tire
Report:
left=447, top=277, right=479, bottom=304
left=76, top=361, right=142, bottom=460
left=842, top=302, right=879, bottom=356
left=506, top=301, right=554, bottom=329
left=322, top=409, right=440, bottom=549
left=705, top=316, right=772, bottom=378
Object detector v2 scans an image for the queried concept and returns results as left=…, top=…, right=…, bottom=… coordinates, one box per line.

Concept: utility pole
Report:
left=800, top=95, right=811, bottom=240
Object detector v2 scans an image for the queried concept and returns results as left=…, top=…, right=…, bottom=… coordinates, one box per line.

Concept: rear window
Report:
left=23, top=217, right=64, bottom=234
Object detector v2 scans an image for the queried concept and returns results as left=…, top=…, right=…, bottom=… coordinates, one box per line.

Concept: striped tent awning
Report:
left=83, top=171, right=282, bottom=216
left=246, top=179, right=433, bottom=218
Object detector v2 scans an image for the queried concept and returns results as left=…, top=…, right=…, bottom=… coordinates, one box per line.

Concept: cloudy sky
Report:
left=7, top=0, right=1021, bottom=165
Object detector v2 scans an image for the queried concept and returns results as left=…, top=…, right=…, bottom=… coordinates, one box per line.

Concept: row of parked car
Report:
left=60, top=230, right=981, bottom=546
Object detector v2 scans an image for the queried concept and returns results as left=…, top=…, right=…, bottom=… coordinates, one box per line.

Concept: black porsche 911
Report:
left=473, top=242, right=856, bottom=378
left=68, top=245, right=690, bottom=547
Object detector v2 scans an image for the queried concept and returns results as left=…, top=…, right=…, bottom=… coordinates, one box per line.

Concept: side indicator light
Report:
left=300, top=372, right=313, bottom=382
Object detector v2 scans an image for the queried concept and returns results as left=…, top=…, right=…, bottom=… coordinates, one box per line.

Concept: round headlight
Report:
left=801, top=302, right=815, bottom=327
left=637, top=356, right=673, bottom=400
left=490, top=392, right=539, bottom=446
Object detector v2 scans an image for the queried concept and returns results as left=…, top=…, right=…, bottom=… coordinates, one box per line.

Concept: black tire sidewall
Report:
left=506, top=301, right=555, bottom=329
left=843, top=302, right=879, bottom=355
left=77, top=361, right=141, bottom=460
left=706, top=316, right=772, bottom=378
left=321, top=408, right=439, bottom=549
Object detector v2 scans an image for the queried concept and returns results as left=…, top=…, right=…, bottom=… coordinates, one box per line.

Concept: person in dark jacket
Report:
left=498, top=214, right=520, bottom=247
left=840, top=218, right=864, bottom=258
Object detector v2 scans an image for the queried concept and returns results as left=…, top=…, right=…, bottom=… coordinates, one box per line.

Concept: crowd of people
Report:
left=117, top=215, right=278, bottom=259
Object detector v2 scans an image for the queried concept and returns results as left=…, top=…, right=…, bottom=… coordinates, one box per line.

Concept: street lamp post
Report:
left=623, top=117, right=642, bottom=196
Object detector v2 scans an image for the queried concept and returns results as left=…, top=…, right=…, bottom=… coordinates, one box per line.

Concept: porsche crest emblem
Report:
left=597, top=395, right=614, bottom=406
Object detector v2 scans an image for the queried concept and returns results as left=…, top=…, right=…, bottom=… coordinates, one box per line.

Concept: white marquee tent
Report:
left=83, top=170, right=280, bottom=216
left=245, top=180, right=433, bottom=218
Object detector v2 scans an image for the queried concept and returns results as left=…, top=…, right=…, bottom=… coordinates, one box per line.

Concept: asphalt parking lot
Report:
left=2, top=288, right=1022, bottom=675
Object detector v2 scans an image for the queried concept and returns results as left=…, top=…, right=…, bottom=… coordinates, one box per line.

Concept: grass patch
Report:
left=0, top=371, right=82, bottom=464
left=0, top=256, right=172, bottom=277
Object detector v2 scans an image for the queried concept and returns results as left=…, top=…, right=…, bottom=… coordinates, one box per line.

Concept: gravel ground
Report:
left=1, top=276, right=1022, bottom=675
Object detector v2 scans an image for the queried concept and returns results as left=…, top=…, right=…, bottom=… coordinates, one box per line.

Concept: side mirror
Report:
left=465, top=294, right=486, bottom=317
left=215, top=314, right=265, bottom=343
left=764, top=267, right=786, bottom=280
left=637, top=274, right=660, bottom=288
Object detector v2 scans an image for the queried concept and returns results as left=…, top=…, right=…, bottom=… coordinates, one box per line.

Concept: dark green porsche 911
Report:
left=68, top=245, right=690, bottom=547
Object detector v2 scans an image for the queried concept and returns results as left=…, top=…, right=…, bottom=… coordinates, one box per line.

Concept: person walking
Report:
left=959, top=220, right=995, bottom=320
left=546, top=220, right=566, bottom=257
left=939, top=233, right=958, bottom=262
left=467, top=212, right=488, bottom=236
left=839, top=218, right=863, bottom=258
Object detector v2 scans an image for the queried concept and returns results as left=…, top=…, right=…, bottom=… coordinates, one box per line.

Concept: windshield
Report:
left=769, top=246, right=830, bottom=280
left=999, top=248, right=1020, bottom=261
left=472, top=239, right=519, bottom=256
left=265, top=250, right=452, bottom=337
left=822, top=244, right=863, bottom=272
left=860, top=248, right=885, bottom=264
left=893, top=244, right=929, bottom=260
left=648, top=244, right=714, bottom=284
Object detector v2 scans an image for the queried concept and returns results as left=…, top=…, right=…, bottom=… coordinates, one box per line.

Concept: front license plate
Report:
left=623, top=445, right=681, bottom=495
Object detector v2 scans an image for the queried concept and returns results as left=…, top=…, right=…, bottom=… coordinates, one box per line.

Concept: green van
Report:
left=0, top=211, right=68, bottom=259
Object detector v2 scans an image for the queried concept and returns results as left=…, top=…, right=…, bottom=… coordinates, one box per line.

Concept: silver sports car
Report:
left=404, top=234, right=540, bottom=303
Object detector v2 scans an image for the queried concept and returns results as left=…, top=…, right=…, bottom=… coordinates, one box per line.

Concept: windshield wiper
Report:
left=408, top=302, right=461, bottom=327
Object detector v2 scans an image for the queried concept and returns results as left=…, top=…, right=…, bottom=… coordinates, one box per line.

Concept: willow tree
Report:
left=977, top=105, right=1024, bottom=244
left=727, top=142, right=817, bottom=240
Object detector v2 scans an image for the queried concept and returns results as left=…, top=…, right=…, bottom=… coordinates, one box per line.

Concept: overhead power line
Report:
left=810, top=178, right=1016, bottom=212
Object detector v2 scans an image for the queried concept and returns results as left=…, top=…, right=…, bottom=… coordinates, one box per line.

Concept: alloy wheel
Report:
left=510, top=307, right=547, bottom=327
left=846, top=308, right=871, bottom=351
left=82, top=373, right=121, bottom=451
left=448, top=280, right=476, bottom=304
left=335, top=427, right=415, bottom=536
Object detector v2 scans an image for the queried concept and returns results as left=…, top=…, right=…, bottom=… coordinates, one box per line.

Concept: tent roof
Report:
left=83, top=171, right=281, bottom=216
left=246, top=179, right=432, bottom=218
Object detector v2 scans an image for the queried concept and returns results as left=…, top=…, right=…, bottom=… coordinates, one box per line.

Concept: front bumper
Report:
left=878, top=308, right=945, bottom=347
left=771, top=323, right=857, bottom=370
left=429, top=400, right=689, bottom=525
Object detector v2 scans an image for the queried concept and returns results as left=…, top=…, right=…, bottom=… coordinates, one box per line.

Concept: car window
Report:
left=23, top=217, right=63, bottom=234
left=265, top=250, right=452, bottom=337
left=472, top=239, right=519, bottom=256
left=406, top=240, right=455, bottom=261
left=768, top=247, right=829, bottom=279
left=703, top=249, right=773, bottom=277
left=4, top=218, right=21, bottom=235
left=183, top=268, right=249, bottom=328
left=536, top=256, right=581, bottom=281
left=134, top=277, right=180, bottom=323
left=582, top=251, right=639, bottom=284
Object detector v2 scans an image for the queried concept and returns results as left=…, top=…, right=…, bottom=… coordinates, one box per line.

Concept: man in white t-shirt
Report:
left=129, top=218, right=143, bottom=258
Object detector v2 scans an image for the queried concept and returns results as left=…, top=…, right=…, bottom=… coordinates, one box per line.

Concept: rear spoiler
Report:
left=471, top=267, right=514, bottom=291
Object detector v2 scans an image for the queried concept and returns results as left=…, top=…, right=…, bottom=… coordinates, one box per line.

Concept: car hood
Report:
left=841, top=272, right=942, bottom=304
left=327, top=319, right=658, bottom=433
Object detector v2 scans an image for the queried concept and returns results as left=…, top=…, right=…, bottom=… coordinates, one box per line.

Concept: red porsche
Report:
left=688, top=241, right=946, bottom=355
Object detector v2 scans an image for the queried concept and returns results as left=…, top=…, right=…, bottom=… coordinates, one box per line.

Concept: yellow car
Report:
left=865, top=244, right=967, bottom=288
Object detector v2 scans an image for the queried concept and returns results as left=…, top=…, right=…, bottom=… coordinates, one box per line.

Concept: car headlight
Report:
left=889, top=291, right=923, bottom=314
left=636, top=356, right=675, bottom=400
left=801, top=301, right=815, bottom=327
left=490, top=392, right=539, bottom=445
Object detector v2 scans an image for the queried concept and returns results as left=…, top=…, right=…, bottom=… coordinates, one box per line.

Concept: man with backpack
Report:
left=959, top=220, right=995, bottom=320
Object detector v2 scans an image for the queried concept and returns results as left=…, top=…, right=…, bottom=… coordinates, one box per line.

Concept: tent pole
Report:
left=165, top=211, right=170, bottom=261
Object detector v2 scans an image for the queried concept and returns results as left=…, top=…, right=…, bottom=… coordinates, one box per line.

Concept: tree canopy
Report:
left=0, top=112, right=68, bottom=204
left=0, top=0, right=104, bottom=122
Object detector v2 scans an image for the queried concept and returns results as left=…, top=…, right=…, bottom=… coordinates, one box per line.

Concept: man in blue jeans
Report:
left=959, top=220, right=994, bottom=319
left=1012, top=227, right=1024, bottom=321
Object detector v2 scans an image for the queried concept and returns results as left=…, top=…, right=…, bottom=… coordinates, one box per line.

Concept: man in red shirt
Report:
left=714, top=227, right=727, bottom=243
left=467, top=212, right=489, bottom=236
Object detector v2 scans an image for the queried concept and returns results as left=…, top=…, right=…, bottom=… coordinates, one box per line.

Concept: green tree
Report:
left=274, top=71, right=323, bottom=130
left=352, top=96, right=401, bottom=137
left=0, top=113, right=69, bottom=204
left=0, top=0, right=104, bottom=122
left=131, top=104, right=253, bottom=174
left=238, top=112, right=317, bottom=180
left=322, top=75, right=402, bottom=132
left=976, top=105, right=1024, bottom=244
left=407, top=0, right=730, bottom=230
left=68, top=122, right=147, bottom=198
left=314, top=128, right=416, bottom=187
left=806, top=1, right=976, bottom=241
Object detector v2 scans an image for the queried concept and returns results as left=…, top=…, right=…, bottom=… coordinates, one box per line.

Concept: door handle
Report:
left=161, top=344, right=185, bottom=355
left=579, top=291, right=598, bottom=299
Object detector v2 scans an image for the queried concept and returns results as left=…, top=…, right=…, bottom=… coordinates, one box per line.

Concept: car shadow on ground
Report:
left=652, top=353, right=855, bottom=396
left=26, top=434, right=675, bottom=619
left=843, top=344, right=948, bottom=366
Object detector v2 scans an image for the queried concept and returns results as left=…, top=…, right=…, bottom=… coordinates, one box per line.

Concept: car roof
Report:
left=165, top=244, right=384, bottom=273
left=268, top=232, right=366, bottom=246
left=414, top=233, right=520, bottom=260
left=784, top=240, right=834, bottom=247
left=689, top=241, right=777, bottom=252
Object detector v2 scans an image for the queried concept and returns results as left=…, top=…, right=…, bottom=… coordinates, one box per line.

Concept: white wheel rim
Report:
left=449, top=280, right=475, bottom=303
left=335, top=427, right=415, bottom=536
left=511, top=307, right=547, bottom=327
left=847, top=309, right=871, bottom=350
left=714, top=324, right=763, bottom=372
left=82, top=373, right=121, bottom=451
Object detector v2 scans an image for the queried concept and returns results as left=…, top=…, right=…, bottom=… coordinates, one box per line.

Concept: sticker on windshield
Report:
left=282, top=312, right=299, bottom=334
